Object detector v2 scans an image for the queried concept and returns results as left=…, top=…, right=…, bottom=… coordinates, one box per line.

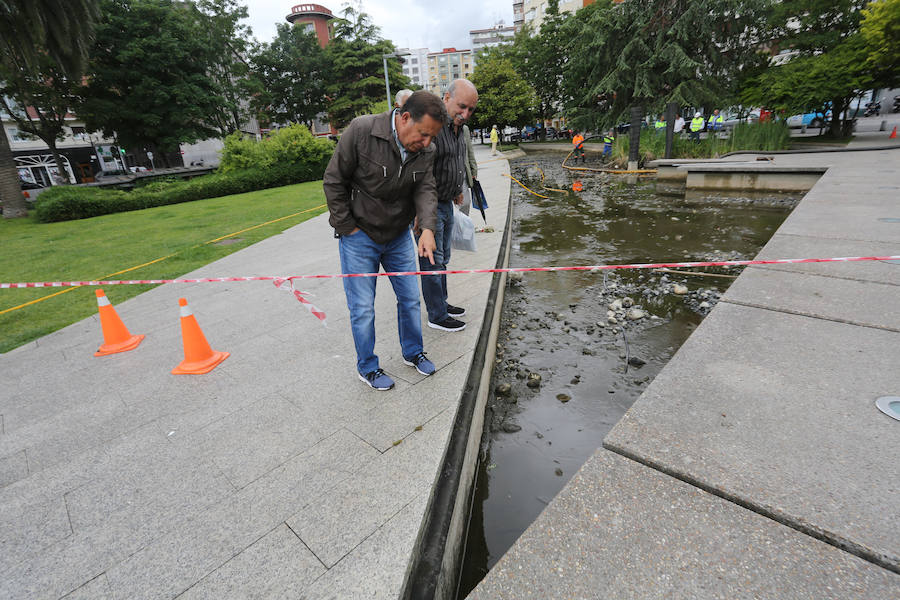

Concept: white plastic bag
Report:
left=451, top=204, right=477, bottom=252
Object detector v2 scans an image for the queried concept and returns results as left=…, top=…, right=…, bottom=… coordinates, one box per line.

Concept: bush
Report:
left=219, top=124, right=333, bottom=173
left=34, top=126, right=334, bottom=223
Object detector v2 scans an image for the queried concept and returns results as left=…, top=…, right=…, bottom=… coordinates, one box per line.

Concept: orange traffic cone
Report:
left=172, top=298, right=229, bottom=374
left=890, top=126, right=897, bottom=139
left=94, top=289, right=144, bottom=356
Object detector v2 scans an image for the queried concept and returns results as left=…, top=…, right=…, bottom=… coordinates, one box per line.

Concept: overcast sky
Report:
left=242, top=0, right=514, bottom=51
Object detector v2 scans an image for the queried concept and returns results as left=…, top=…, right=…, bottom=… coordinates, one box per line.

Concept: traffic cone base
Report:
left=95, top=333, right=145, bottom=357
left=94, top=289, right=144, bottom=357
left=172, top=350, right=229, bottom=375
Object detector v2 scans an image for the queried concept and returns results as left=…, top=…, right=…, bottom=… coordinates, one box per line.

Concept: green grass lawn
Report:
left=0, top=181, right=327, bottom=353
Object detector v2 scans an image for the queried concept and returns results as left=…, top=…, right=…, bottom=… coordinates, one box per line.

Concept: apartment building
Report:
left=470, top=24, right=517, bottom=54
left=396, top=47, right=430, bottom=89
left=426, top=48, right=475, bottom=96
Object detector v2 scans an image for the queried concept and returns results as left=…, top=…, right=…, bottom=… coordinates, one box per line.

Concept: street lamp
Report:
left=382, top=51, right=411, bottom=108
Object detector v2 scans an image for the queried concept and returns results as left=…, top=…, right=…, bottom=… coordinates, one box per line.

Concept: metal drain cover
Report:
left=875, top=396, right=900, bottom=421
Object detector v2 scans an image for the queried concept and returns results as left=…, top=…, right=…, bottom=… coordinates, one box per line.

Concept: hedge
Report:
left=33, top=125, right=334, bottom=223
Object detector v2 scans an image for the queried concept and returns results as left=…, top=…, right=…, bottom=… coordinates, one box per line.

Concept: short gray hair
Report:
left=394, top=89, right=413, bottom=108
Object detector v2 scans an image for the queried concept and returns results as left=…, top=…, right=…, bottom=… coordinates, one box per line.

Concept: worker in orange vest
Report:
left=572, top=132, right=585, bottom=164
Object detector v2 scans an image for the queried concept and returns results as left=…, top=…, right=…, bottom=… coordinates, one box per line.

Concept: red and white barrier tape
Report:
left=274, top=278, right=327, bottom=325
left=2, top=255, right=898, bottom=290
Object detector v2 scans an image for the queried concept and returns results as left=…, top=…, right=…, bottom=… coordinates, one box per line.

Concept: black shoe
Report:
left=428, top=316, right=466, bottom=332
left=447, top=304, right=466, bottom=317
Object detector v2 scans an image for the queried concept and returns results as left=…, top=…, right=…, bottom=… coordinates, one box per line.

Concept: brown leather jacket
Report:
left=323, top=110, right=437, bottom=244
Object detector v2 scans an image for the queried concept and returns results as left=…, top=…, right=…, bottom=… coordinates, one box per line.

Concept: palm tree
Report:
left=0, top=0, right=99, bottom=218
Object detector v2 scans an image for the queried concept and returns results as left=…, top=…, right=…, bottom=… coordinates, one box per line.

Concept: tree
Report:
left=0, top=54, right=85, bottom=187
left=469, top=54, right=537, bottom=133
left=324, top=5, right=408, bottom=129
left=78, top=0, right=226, bottom=167
left=195, top=0, right=254, bottom=134
left=561, top=0, right=770, bottom=132
left=248, top=23, right=328, bottom=128
left=760, top=0, right=870, bottom=136
left=741, top=35, right=873, bottom=135
left=861, top=0, right=900, bottom=89
left=0, top=0, right=99, bottom=217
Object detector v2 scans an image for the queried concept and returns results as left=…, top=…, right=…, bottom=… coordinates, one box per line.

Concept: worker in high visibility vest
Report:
left=654, top=116, right=666, bottom=131
left=572, top=132, right=585, bottom=163
left=490, top=125, right=499, bottom=155
left=707, top=109, right=723, bottom=132
left=689, top=112, right=705, bottom=143
left=602, top=131, right=614, bottom=158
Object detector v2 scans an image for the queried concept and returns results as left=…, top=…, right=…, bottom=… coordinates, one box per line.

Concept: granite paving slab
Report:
left=723, top=267, right=900, bottom=331
left=604, top=302, right=900, bottom=572
left=750, top=234, right=900, bottom=286
left=469, top=450, right=899, bottom=599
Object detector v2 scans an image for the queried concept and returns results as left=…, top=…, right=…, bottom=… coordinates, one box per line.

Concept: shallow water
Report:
left=456, top=153, right=796, bottom=597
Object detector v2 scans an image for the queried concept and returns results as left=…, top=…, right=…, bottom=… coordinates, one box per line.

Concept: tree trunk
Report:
left=0, top=129, right=28, bottom=218
left=48, top=143, right=69, bottom=184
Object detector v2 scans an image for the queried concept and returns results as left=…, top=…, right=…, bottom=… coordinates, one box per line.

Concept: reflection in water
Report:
left=456, top=153, right=796, bottom=598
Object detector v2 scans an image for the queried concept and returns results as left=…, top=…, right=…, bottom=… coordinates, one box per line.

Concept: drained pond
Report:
left=457, top=152, right=798, bottom=597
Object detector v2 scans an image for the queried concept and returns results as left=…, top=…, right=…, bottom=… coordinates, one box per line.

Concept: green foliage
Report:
left=78, top=0, right=227, bottom=158
left=218, top=124, right=333, bottom=172
left=248, top=23, right=328, bottom=127
left=561, top=0, right=770, bottom=131
left=0, top=0, right=100, bottom=218
left=324, top=6, right=408, bottom=129
left=195, top=0, right=255, bottom=134
left=742, top=0, right=880, bottom=137
left=861, top=0, right=900, bottom=88
left=34, top=126, right=333, bottom=222
left=0, top=43, right=82, bottom=181
left=0, top=0, right=100, bottom=76
left=470, top=55, right=537, bottom=131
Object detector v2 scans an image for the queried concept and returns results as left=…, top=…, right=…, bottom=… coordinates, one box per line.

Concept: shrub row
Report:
left=33, top=125, right=334, bottom=223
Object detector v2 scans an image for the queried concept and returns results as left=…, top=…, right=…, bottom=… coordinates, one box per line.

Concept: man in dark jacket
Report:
left=323, top=90, right=446, bottom=390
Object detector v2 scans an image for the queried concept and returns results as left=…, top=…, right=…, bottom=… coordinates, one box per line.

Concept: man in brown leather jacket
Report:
left=323, top=90, right=446, bottom=390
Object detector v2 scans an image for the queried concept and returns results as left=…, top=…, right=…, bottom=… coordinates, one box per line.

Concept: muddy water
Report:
left=456, top=153, right=797, bottom=597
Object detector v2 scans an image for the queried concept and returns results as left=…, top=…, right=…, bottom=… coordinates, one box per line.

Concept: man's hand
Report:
left=418, top=228, right=436, bottom=265
left=453, top=193, right=464, bottom=206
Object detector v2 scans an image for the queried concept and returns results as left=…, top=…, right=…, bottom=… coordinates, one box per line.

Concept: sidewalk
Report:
left=469, top=144, right=900, bottom=597
left=0, top=145, right=509, bottom=599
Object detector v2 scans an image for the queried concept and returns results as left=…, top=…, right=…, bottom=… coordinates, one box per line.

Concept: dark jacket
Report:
left=323, top=110, right=437, bottom=244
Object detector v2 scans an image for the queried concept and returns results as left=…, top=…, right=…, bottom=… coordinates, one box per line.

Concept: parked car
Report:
left=721, top=110, right=761, bottom=129
left=786, top=110, right=830, bottom=128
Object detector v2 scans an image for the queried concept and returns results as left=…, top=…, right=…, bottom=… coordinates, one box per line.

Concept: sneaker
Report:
left=428, top=316, right=466, bottom=332
left=358, top=368, right=394, bottom=390
left=447, top=304, right=466, bottom=317
left=403, top=352, right=436, bottom=376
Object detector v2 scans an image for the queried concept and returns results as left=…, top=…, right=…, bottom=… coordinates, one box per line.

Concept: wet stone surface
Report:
left=457, top=152, right=796, bottom=597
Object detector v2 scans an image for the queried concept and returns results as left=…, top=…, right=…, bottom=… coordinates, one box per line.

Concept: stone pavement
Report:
left=469, top=141, right=900, bottom=597
left=0, top=144, right=509, bottom=599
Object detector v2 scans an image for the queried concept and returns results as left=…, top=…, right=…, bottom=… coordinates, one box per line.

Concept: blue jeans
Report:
left=339, top=229, right=424, bottom=375
left=418, top=200, right=453, bottom=323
